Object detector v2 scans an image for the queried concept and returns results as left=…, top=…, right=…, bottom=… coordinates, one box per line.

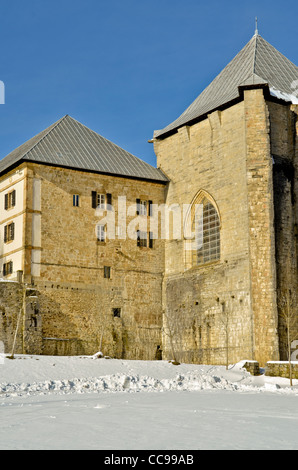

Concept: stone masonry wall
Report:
left=24, top=163, right=166, bottom=359
left=154, top=100, right=256, bottom=365
left=0, top=281, right=42, bottom=355
left=244, top=89, right=280, bottom=365
left=269, top=102, right=298, bottom=360
left=154, top=89, right=284, bottom=366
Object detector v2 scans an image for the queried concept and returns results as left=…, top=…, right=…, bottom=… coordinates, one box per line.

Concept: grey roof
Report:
left=0, top=115, right=168, bottom=182
left=154, top=33, right=298, bottom=138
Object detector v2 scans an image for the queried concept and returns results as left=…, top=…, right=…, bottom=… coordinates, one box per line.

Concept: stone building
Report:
left=0, top=32, right=297, bottom=365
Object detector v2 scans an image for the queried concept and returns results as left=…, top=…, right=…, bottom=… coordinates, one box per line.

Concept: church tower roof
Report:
left=154, top=34, right=298, bottom=139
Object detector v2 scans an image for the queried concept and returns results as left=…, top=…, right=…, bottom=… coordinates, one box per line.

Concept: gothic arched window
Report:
left=191, top=194, right=221, bottom=267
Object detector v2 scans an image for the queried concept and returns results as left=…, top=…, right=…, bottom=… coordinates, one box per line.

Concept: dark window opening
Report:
left=137, top=230, right=147, bottom=247
left=149, top=231, right=154, bottom=249
left=113, top=308, right=121, bottom=318
left=73, top=194, right=80, bottom=207
left=3, top=261, right=13, bottom=277
left=104, top=266, right=111, bottom=279
left=4, top=223, right=15, bottom=243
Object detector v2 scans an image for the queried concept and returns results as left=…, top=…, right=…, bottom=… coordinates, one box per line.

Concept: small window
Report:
left=104, top=266, right=111, bottom=279
left=137, top=230, right=147, bottom=248
left=3, top=261, right=13, bottom=277
left=97, top=194, right=105, bottom=209
left=97, top=224, right=106, bottom=242
left=149, top=231, right=154, bottom=249
left=136, top=199, right=148, bottom=216
left=113, top=308, right=121, bottom=318
left=4, top=190, right=16, bottom=210
left=139, top=201, right=147, bottom=216
left=73, top=195, right=80, bottom=207
left=4, top=222, right=15, bottom=243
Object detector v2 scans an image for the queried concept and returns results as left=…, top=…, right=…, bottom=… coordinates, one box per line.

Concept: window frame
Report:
left=3, top=260, right=13, bottom=277
left=73, top=194, right=80, bottom=207
left=4, top=190, right=16, bottom=210
left=96, top=224, right=106, bottom=243
left=193, top=197, right=220, bottom=267
left=104, top=266, right=111, bottom=279
left=4, top=222, right=15, bottom=243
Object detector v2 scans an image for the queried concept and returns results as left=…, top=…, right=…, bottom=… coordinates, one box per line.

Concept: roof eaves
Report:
left=22, top=158, right=169, bottom=184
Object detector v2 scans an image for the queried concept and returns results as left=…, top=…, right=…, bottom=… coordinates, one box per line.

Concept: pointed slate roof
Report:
left=154, top=33, right=298, bottom=139
left=0, top=115, right=168, bottom=182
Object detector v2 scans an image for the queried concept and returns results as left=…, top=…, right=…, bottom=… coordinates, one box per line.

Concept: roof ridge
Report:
left=22, top=115, right=69, bottom=161
left=252, top=33, right=258, bottom=74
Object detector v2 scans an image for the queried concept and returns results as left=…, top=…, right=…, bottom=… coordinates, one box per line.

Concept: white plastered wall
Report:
left=0, top=169, right=25, bottom=279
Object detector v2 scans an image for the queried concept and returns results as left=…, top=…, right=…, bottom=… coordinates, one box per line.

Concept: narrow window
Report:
left=97, top=194, right=105, bottom=209
left=4, top=190, right=16, bottom=210
left=139, top=200, right=147, bottom=216
left=148, top=200, right=153, bottom=217
left=73, top=194, right=80, bottom=207
left=97, top=224, right=106, bottom=242
left=192, top=196, right=220, bottom=266
left=3, top=261, right=13, bottom=277
left=92, top=191, right=97, bottom=209
left=104, top=266, right=111, bottom=279
left=106, top=193, right=112, bottom=209
left=136, top=198, right=141, bottom=215
left=149, top=231, right=154, bottom=249
left=113, top=308, right=121, bottom=318
left=4, top=222, right=15, bottom=243
left=137, top=230, right=147, bottom=248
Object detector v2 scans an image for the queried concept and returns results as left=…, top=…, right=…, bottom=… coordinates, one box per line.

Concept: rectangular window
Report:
left=137, top=230, right=147, bottom=248
left=3, top=261, right=13, bottom=277
left=113, top=308, right=121, bottom=318
left=4, top=222, right=15, bottom=243
left=97, top=194, right=105, bottom=209
left=97, top=224, right=106, bottom=242
left=73, top=195, right=80, bottom=207
left=104, top=266, right=111, bottom=279
left=148, top=200, right=153, bottom=217
left=136, top=199, right=153, bottom=216
left=4, top=190, right=16, bottom=210
left=149, top=231, right=154, bottom=249
left=92, top=192, right=112, bottom=210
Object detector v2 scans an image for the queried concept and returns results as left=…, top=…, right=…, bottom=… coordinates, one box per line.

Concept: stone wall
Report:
left=24, top=164, right=166, bottom=359
left=154, top=89, right=282, bottom=366
left=266, top=361, right=298, bottom=380
left=269, top=102, right=298, bottom=360
left=244, top=89, right=279, bottom=365
left=0, top=281, right=42, bottom=355
left=154, top=99, right=256, bottom=365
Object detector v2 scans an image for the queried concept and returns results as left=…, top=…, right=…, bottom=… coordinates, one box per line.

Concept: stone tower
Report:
left=152, top=33, right=298, bottom=366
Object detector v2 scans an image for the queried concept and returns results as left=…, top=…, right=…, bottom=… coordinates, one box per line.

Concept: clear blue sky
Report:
left=0, top=0, right=297, bottom=168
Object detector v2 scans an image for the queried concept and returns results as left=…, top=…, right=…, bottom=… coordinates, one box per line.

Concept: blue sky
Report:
left=0, top=0, right=297, bottom=168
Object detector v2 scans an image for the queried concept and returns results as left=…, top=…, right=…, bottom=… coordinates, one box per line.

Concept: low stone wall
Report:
left=242, top=361, right=260, bottom=376
left=0, top=281, right=42, bottom=355
left=266, top=362, right=298, bottom=379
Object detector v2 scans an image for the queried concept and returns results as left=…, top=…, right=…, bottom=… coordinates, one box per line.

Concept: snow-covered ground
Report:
left=0, top=354, right=298, bottom=450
